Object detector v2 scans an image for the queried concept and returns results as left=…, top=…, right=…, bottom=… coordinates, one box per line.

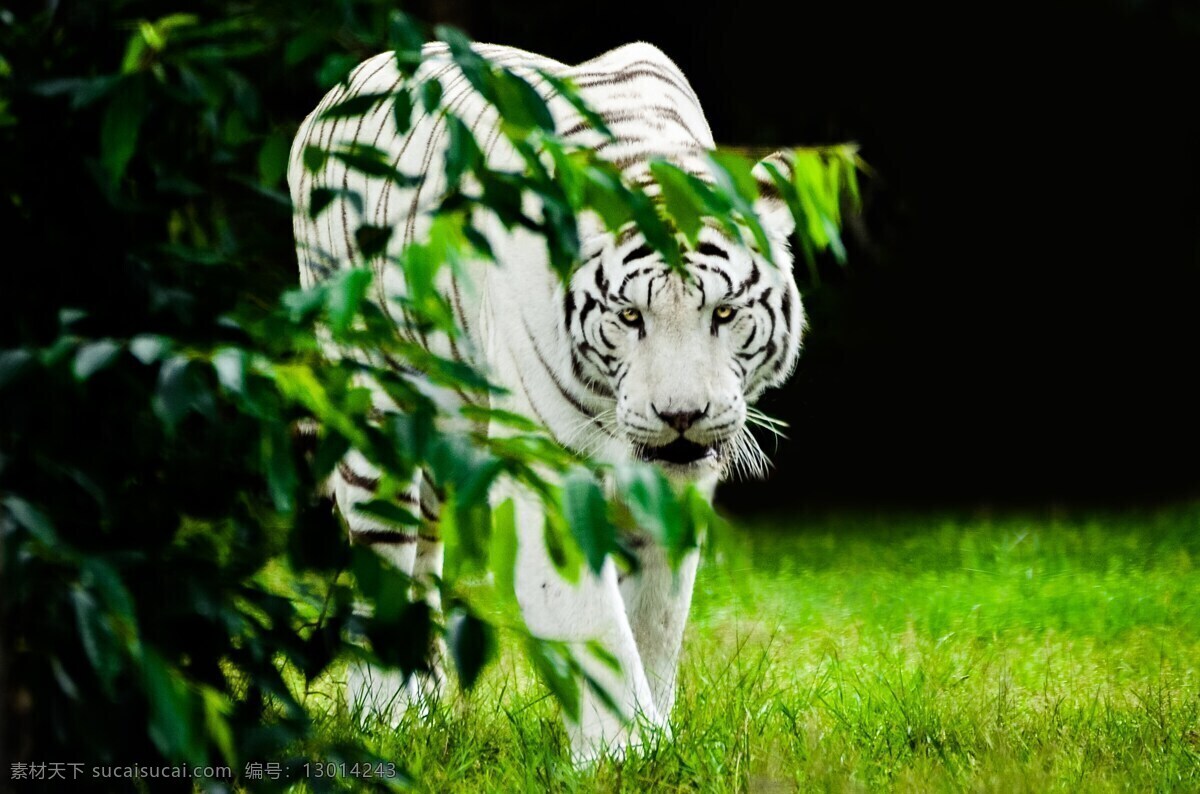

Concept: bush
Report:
left=0, top=2, right=857, bottom=788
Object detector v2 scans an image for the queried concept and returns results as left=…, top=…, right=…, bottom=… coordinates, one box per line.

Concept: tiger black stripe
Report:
left=569, top=349, right=616, bottom=398
left=615, top=266, right=657, bottom=301
left=740, top=322, right=758, bottom=350
left=521, top=317, right=612, bottom=428
left=594, top=262, right=609, bottom=294
left=561, top=105, right=700, bottom=140
left=616, top=226, right=643, bottom=246
left=693, top=262, right=734, bottom=295
left=622, top=244, right=654, bottom=264
left=736, top=262, right=761, bottom=296
left=739, top=289, right=777, bottom=364
left=612, top=149, right=705, bottom=171
left=350, top=529, right=417, bottom=545
left=338, top=461, right=380, bottom=492
left=510, top=363, right=556, bottom=431
left=573, top=65, right=702, bottom=108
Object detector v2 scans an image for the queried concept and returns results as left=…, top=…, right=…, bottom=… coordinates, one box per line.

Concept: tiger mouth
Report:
left=639, top=438, right=719, bottom=466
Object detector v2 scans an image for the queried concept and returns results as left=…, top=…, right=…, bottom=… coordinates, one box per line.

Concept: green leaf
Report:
left=317, top=52, right=361, bottom=89
left=526, top=638, right=581, bottom=722
left=444, top=115, right=482, bottom=189
left=614, top=464, right=682, bottom=549
left=3, top=496, right=58, bottom=545
left=138, top=20, right=166, bottom=52
left=629, top=190, right=681, bottom=269
left=447, top=608, right=494, bottom=690
left=309, top=186, right=364, bottom=220
left=153, top=356, right=194, bottom=429
left=355, top=500, right=420, bottom=527
left=284, top=30, right=328, bottom=66
left=581, top=168, right=633, bottom=231
left=388, top=11, right=427, bottom=77
left=562, top=469, right=613, bottom=574
left=538, top=71, right=613, bottom=139
left=367, top=601, right=433, bottom=675
left=283, top=284, right=329, bottom=323
left=437, top=26, right=489, bottom=98
left=29, top=75, right=120, bottom=109
left=59, top=308, right=87, bottom=328
left=585, top=640, right=622, bottom=673
left=582, top=670, right=624, bottom=721
left=310, top=430, right=352, bottom=486
left=707, top=151, right=774, bottom=264
left=120, top=30, right=149, bottom=74
left=489, top=499, right=519, bottom=606
left=544, top=140, right=585, bottom=211
left=0, top=349, right=33, bottom=388
left=351, top=545, right=385, bottom=601
left=302, top=144, right=327, bottom=173
left=72, top=586, right=122, bottom=697
left=72, top=339, right=122, bottom=381
left=257, top=132, right=290, bottom=186
left=421, top=79, right=443, bottom=113
left=651, top=161, right=705, bottom=247
left=491, top=69, right=554, bottom=133
left=222, top=110, right=254, bottom=148
left=211, top=348, right=246, bottom=395
left=462, top=224, right=495, bottom=260
left=81, top=559, right=139, bottom=653
left=709, top=150, right=759, bottom=203
left=392, top=88, right=415, bottom=135
left=479, top=170, right=531, bottom=230
left=460, top=406, right=542, bottom=433
left=129, top=335, right=170, bottom=364
left=319, top=91, right=394, bottom=120
left=331, top=144, right=416, bottom=186
left=263, top=419, right=298, bottom=514
left=542, top=510, right=582, bottom=584
left=325, top=267, right=373, bottom=334
left=201, top=687, right=236, bottom=766
left=141, top=650, right=198, bottom=761
left=355, top=224, right=393, bottom=258
left=100, top=79, right=147, bottom=185
left=50, top=657, right=80, bottom=701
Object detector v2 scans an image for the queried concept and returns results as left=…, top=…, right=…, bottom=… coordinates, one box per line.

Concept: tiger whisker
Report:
left=720, top=425, right=771, bottom=481
left=745, top=407, right=789, bottom=441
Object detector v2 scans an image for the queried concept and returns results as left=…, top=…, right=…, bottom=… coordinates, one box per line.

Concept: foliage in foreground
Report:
left=316, top=505, right=1200, bottom=792
left=0, top=1, right=858, bottom=787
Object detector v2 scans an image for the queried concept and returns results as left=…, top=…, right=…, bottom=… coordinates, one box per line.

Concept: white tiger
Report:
left=287, top=41, right=805, bottom=761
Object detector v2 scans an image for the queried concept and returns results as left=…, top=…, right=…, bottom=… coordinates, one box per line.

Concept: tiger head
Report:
left=565, top=157, right=805, bottom=480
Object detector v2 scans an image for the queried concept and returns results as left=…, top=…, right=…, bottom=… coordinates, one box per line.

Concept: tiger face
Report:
left=565, top=193, right=804, bottom=479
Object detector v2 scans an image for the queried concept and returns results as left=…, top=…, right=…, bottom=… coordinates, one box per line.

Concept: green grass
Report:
left=308, top=504, right=1200, bottom=792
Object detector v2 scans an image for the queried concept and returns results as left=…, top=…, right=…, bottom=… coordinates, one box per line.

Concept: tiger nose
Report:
left=653, top=404, right=709, bottom=433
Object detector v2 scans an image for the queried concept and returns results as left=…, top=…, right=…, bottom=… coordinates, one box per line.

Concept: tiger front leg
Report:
left=345, top=535, right=447, bottom=725
left=510, top=493, right=663, bottom=763
left=620, top=543, right=701, bottom=720
left=338, top=458, right=447, bottom=725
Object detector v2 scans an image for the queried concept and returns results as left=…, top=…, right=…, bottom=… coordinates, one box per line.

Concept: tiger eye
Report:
left=714, top=305, right=735, bottom=320
left=620, top=308, right=642, bottom=324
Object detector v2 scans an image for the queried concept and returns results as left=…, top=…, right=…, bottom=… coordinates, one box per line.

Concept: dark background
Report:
left=408, top=0, right=1200, bottom=509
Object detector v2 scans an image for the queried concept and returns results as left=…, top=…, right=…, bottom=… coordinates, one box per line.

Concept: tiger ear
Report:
left=752, top=151, right=796, bottom=241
